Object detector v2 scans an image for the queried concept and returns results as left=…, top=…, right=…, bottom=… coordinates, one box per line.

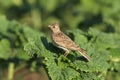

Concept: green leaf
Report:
left=109, top=48, right=120, bottom=62
left=0, top=39, right=11, bottom=59
left=39, top=0, right=58, bottom=12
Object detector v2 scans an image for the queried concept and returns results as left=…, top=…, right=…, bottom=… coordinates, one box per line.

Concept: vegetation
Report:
left=0, top=0, right=120, bottom=80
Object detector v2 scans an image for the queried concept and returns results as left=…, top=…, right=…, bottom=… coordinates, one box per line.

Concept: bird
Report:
left=48, top=23, right=91, bottom=61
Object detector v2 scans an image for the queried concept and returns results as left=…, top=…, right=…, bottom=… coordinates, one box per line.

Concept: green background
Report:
left=0, top=0, right=120, bottom=80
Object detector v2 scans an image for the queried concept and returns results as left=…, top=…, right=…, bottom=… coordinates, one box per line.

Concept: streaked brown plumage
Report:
left=48, top=23, right=91, bottom=61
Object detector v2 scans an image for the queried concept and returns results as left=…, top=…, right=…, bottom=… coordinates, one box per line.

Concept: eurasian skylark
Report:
left=48, top=23, right=91, bottom=61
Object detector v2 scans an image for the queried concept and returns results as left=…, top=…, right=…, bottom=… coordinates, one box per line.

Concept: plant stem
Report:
left=8, top=62, right=14, bottom=80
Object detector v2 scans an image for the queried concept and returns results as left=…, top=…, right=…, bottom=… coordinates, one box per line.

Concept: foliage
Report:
left=0, top=0, right=120, bottom=80
left=0, top=16, right=119, bottom=80
left=24, top=26, right=120, bottom=80
left=0, top=0, right=120, bottom=33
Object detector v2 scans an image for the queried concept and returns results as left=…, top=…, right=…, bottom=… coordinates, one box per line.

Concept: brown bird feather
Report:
left=48, top=23, right=91, bottom=61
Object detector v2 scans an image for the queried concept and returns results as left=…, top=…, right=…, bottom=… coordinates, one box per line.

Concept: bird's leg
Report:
left=57, top=46, right=70, bottom=57
left=64, top=49, right=70, bottom=57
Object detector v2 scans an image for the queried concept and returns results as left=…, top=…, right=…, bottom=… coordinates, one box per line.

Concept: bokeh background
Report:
left=0, top=0, right=120, bottom=33
left=0, top=0, right=120, bottom=80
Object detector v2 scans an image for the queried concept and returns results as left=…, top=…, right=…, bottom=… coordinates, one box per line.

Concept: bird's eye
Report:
left=53, top=26, right=55, bottom=28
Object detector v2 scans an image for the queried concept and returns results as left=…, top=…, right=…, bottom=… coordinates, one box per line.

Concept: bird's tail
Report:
left=77, top=48, right=91, bottom=61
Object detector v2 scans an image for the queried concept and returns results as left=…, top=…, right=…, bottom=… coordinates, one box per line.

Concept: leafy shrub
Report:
left=0, top=0, right=120, bottom=33
left=0, top=15, right=120, bottom=80
left=0, top=0, right=120, bottom=80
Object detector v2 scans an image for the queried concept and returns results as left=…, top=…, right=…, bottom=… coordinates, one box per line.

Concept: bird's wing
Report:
left=52, top=32, right=79, bottom=50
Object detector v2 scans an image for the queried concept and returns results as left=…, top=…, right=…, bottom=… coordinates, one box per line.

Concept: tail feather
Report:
left=77, top=48, right=91, bottom=61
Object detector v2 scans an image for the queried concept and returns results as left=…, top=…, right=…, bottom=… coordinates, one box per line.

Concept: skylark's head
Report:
left=48, top=22, right=61, bottom=33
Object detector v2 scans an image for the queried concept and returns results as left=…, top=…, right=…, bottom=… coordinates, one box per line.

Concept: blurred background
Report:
left=0, top=0, right=120, bottom=33
left=0, top=0, right=120, bottom=80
